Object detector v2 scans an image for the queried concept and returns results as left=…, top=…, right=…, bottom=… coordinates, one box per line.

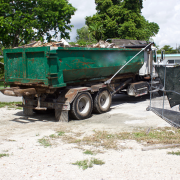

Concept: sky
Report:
left=68, top=0, right=180, bottom=48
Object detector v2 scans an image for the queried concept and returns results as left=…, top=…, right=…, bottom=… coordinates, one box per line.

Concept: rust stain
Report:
left=66, top=64, right=72, bottom=68
left=76, top=59, right=94, bottom=68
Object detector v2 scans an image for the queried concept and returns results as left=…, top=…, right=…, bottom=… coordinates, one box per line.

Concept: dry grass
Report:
left=118, top=128, right=180, bottom=145
left=44, top=127, right=180, bottom=150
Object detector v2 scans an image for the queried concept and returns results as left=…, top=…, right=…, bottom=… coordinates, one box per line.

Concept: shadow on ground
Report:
left=10, top=94, right=150, bottom=124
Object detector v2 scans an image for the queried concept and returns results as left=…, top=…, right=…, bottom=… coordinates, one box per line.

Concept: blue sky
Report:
left=68, top=0, right=180, bottom=48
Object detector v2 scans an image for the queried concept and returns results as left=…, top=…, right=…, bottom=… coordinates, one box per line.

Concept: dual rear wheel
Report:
left=70, top=89, right=112, bottom=120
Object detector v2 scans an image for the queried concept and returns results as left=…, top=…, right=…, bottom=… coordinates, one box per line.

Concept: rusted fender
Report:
left=0, top=88, right=36, bottom=97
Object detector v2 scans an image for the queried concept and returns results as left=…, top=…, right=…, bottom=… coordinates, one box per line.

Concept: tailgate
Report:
left=4, top=47, right=50, bottom=86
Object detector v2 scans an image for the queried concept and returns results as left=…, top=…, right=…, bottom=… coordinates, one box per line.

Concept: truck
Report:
left=0, top=40, right=158, bottom=122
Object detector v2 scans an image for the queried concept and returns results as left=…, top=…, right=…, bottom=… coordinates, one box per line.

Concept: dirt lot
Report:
left=0, top=94, right=180, bottom=180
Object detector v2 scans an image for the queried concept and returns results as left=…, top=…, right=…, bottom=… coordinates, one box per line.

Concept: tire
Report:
left=93, top=89, right=112, bottom=114
left=70, top=92, right=93, bottom=120
left=23, top=108, right=34, bottom=116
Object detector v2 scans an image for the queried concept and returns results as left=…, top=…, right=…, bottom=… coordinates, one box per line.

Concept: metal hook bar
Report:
left=104, top=42, right=153, bottom=85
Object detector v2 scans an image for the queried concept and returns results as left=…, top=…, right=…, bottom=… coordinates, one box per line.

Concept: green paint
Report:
left=3, top=46, right=144, bottom=88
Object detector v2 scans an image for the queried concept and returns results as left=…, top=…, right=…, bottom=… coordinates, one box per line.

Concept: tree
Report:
left=86, top=0, right=159, bottom=41
left=157, top=45, right=177, bottom=54
left=89, top=22, right=104, bottom=41
left=0, top=0, right=76, bottom=48
left=76, top=25, right=91, bottom=42
left=75, top=25, right=97, bottom=45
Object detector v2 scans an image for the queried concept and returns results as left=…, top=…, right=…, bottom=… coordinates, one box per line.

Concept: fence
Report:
left=147, top=64, right=180, bottom=128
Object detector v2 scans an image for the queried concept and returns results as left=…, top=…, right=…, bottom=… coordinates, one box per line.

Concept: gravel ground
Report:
left=0, top=94, right=180, bottom=180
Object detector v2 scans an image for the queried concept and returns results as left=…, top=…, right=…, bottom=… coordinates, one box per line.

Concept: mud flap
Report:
left=55, top=106, right=69, bottom=122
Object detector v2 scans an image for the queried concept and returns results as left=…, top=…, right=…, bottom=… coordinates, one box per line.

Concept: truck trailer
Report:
left=0, top=41, right=157, bottom=122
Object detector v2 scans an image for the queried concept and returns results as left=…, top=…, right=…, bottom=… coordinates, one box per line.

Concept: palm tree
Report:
left=89, top=22, right=104, bottom=41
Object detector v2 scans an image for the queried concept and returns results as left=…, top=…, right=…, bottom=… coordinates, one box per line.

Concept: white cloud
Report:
left=68, top=0, right=96, bottom=41
left=68, top=0, right=180, bottom=48
left=142, top=0, right=180, bottom=48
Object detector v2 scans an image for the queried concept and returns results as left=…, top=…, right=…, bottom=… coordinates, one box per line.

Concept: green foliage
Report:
left=72, top=158, right=105, bottom=170
left=0, top=0, right=76, bottom=48
left=57, top=131, right=65, bottom=136
left=0, top=102, right=22, bottom=108
left=76, top=25, right=97, bottom=45
left=89, top=22, right=104, bottom=41
left=168, top=151, right=180, bottom=156
left=72, top=159, right=93, bottom=170
left=86, top=0, right=159, bottom=41
left=157, top=45, right=178, bottom=54
left=83, top=150, right=94, bottom=155
left=38, top=138, right=52, bottom=147
left=69, top=42, right=76, bottom=46
left=91, top=158, right=105, bottom=165
left=0, top=153, right=9, bottom=158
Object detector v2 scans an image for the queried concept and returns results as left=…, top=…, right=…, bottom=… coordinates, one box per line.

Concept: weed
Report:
left=7, top=139, right=16, bottom=142
left=0, top=154, right=9, bottom=158
left=57, top=131, right=65, bottom=136
left=38, top=138, right=52, bottom=147
left=118, top=128, right=180, bottom=145
left=82, top=131, right=118, bottom=149
left=49, top=134, right=57, bottom=138
left=91, top=158, right=105, bottom=165
left=72, top=159, right=93, bottom=170
left=19, top=147, right=24, bottom=149
left=167, top=151, right=180, bottom=156
left=0, top=102, right=22, bottom=109
left=83, top=150, right=94, bottom=155
left=72, top=158, right=105, bottom=170
left=39, top=127, right=180, bottom=150
left=36, top=133, right=40, bottom=136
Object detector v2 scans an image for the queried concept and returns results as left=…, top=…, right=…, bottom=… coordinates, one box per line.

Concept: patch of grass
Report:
left=72, top=159, right=93, bottom=170
left=49, top=134, right=57, bottom=138
left=7, top=139, right=16, bottom=142
left=0, top=102, right=22, bottom=109
left=83, top=150, right=94, bottom=155
left=91, top=158, right=105, bottom=165
left=57, top=131, right=65, bottom=136
left=40, top=127, right=180, bottom=151
left=68, top=128, right=180, bottom=149
left=0, top=153, right=9, bottom=158
left=118, top=128, right=180, bottom=145
left=72, top=158, right=105, bottom=170
left=167, top=151, right=180, bottom=156
left=49, top=131, right=65, bottom=139
left=38, top=138, right=52, bottom=148
left=82, top=131, right=118, bottom=149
